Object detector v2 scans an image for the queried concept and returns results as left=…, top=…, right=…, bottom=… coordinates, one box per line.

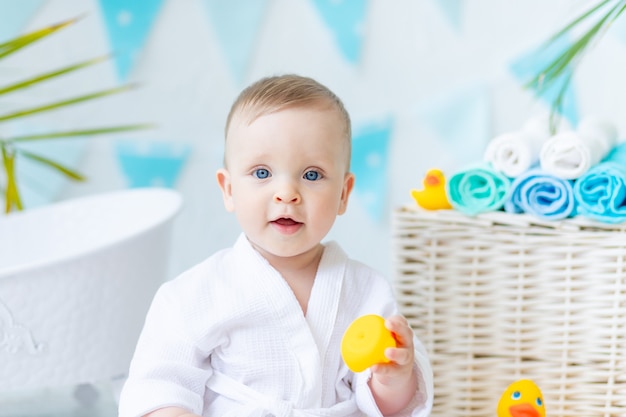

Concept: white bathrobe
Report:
left=118, top=234, right=433, bottom=417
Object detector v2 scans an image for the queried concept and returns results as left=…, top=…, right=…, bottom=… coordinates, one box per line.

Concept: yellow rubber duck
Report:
left=340, top=315, right=396, bottom=373
left=410, top=169, right=452, bottom=210
left=497, top=379, right=545, bottom=417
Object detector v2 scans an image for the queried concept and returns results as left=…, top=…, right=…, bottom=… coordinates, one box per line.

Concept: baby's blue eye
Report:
left=253, top=168, right=270, bottom=179
left=536, top=398, right=543, bottom=407
left=511, top=391, right=521, bottom=400
left=304, top=170, right=320, bottom=181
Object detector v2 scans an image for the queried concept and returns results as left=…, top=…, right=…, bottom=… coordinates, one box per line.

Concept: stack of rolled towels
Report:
left=443, top=116, right=626, bottom=223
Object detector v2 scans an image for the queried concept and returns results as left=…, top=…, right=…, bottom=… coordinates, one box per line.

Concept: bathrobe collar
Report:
left=233, top=233, right=347, bottom=408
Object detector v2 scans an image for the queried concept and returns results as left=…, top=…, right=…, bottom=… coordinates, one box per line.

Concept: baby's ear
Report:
left=338, top=172, right=355, bottom=215
left=216, top=169, right=235, bottom=212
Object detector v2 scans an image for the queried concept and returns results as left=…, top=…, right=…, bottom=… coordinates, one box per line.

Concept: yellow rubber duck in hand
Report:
left=497, top=379, right=545, bottom=417
left=340, top=315, right=396, bottom=373
left=410, top=169, right=452, bottom=210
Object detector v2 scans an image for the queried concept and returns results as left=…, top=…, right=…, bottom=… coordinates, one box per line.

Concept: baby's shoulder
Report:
left=338, top=256, right=392, bottom=298
left=161, top=247, right=236, bottom=296
left=345, top=256, right=387, bottom=282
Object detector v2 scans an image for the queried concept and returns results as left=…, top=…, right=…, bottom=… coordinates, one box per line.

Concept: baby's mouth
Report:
left=271, top=217, right=303, bottom=235
left=273, top=217, right=301, bottom=226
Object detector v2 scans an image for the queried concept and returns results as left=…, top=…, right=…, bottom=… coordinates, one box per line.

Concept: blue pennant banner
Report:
left=0, top=0, right=44, bottom=42
left=202, top=0, right=269, bottom=84
left=351, top=118, right=393, bottom=222
left=434, top=0, right=464, bottom=32
left=417, top=83, right=491, bottom=165
left=510, top=34, right=579, bottom=127
left=97, top=0, right=165, bottom=81
left=115, top=140, right=191, bottom=188
left=310, top=0, right=368, bottom=64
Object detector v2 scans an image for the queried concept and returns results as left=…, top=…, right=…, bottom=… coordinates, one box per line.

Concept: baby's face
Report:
left=218, top=106, right=354, bottom=261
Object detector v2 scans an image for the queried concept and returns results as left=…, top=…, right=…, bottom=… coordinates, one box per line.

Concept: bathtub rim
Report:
left=0, top=187, right=182, bottom=279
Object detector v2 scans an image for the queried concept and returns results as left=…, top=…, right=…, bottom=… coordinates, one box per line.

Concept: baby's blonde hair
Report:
left=225, top=74, right=351, bottom=167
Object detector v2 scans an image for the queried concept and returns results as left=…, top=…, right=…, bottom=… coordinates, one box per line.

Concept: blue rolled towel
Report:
left=573, top=142, right=626, bottom=223
left=504, top=169, right=576, bottom=220
left=447, top=164, right=511, bottom=216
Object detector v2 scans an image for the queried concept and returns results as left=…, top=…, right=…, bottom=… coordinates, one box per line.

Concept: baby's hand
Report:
left=371, top=315, right=415, bottom=385
left=369, top=315, right=418, bottom=415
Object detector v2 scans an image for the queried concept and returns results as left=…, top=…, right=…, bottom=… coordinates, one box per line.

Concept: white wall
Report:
left=5, top=0, right=626, bottom=278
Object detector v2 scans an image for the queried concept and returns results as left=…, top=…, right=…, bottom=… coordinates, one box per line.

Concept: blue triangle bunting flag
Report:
left=115, top=140, right=191, bottom=188
left=202, top=0, right=269, bottom=84
left=310, top=0, right=368, bottom=64
left=434, top=0, right=464, bottom=32
left=510, top=34, right=579, bottom=127
left=97, top=0, right=164, bottom=81
left=0, top=0, right=44, bottom=42
left=351, top=118, right=393, bottom=222
left=417, top=83, right=491, bottom=165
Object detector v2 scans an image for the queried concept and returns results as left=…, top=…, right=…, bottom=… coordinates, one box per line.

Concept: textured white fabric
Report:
left=484, top=117, right=551, bottom=178
left=118, top=234, right=433, bottom=417
left=540, top=118, right=617, bottom=180
left=484, top=130, right=545, bottom=178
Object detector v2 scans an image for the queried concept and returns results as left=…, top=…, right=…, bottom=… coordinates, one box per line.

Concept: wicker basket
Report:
left=392, top=206, right=626, bottom=417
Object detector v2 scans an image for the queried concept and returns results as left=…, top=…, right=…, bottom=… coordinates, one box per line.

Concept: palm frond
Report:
left=545, top=0, right=613, bottom=43
left=525, top=0, right=626, bottom=127
left=7, top=124, right=155, bottom=142
left=17, top=150, right=86, bottom=181
left=0, top=17, right=79, bottom=60
left=0, top=55, right=109, bottom=96
left=1, top=146, right=23, bottom=212
left=0, top=85, right=137, bottom=123
left=0, top=17, right=150, bottom=213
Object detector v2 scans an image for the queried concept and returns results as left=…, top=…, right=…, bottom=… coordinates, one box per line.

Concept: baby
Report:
left=118, top=74, right=433, bottom=417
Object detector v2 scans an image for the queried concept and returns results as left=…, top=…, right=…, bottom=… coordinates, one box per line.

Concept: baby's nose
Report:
left=273, top=183, right=301, bottom=204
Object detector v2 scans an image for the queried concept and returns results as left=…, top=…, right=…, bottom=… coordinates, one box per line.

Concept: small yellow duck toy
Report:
left=497, top=379, right=545, bottom=417
left=340, top=315, right=396, bottom=373
left=410, top=168, right=452, bottom=210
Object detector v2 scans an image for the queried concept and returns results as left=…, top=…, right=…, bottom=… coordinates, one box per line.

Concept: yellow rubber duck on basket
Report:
left=497, top=379, right=545, bottom=417
left=410, top=169, right=452, bottom=210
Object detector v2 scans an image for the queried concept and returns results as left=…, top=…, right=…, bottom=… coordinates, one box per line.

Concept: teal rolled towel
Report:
left=573, top=142, right=626, bottom=223
left=447, top=164, right=512, bottom=215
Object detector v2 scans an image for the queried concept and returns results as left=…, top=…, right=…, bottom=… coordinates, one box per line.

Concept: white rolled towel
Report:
left=539, top=117, right=618, bottom=180
left=484, top=117, right=551, bottom=178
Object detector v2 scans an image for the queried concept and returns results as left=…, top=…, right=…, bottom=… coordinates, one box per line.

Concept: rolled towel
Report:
left=573, top=142, right=626, bottom=223
left=484, top=117, right=551, bottom=178
left=540, top=117, right=617, bottom=179
left=504, top=169, right=576, bottom=220
left=447, top=164, right=512, bottom=216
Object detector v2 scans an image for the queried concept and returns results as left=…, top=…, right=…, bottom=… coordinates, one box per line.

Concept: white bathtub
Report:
left=0, top=188, right=182, bottom=392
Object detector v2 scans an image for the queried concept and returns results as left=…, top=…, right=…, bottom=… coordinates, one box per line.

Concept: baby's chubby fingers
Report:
left=382, top=315, right=414, bottom=366
left=384, top=346, right=413, bottom=366
left=369, top=317, right=420, bottom=412
left=384, top=315, right=414, bottom=348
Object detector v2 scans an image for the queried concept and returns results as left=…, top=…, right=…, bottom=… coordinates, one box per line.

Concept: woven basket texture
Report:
left=392, top=206, right=626, bottom=417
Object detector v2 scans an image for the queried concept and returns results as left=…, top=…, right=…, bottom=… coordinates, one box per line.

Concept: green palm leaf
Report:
left=17, top=150, right=86, bottom=181
left=0, top=16, right=151, bottom=213
left=0, top=84, right=137, bottom=123
left=0, top=55, right=109, bottom=96
left=1, top=147, right=23, bottom=212
left=7, top=124, right=155, bottom=142
left=0, top=17, right=78, bottom=60
left=525, top=0, right=626, bottom=127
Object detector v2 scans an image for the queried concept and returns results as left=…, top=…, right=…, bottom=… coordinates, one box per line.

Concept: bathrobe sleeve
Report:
left=118, top=257, right=225, bottom=417
left=353, top=340, right=433, bottom=417
left=330, top=251, right=433, bottom=417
